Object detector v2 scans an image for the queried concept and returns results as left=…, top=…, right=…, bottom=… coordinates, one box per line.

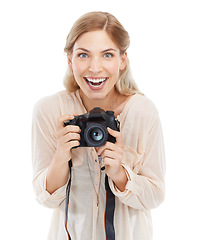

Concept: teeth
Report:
left=89, top=81, right=104, bottom=87
left=86, top=78, right=106, bottom=83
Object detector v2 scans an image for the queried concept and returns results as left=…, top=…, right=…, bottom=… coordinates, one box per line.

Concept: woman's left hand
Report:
left=96, top=127, right=127, bottom=190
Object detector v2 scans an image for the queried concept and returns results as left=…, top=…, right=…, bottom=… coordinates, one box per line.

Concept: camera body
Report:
left=64, top=107, right=120, bottom=148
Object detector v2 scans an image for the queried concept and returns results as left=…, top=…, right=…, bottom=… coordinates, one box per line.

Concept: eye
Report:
left=78, top=53, right=88, bottom=58
left=104, top=53, right=114, bottom=58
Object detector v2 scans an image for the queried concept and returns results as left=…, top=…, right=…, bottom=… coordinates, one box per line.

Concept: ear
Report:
left=119, top=52, right=127, bottom=71
left=67, top=54, right=73, bottom=71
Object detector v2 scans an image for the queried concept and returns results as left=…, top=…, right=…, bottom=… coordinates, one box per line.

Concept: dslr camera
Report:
left=64, top=107, right=120, bottom=148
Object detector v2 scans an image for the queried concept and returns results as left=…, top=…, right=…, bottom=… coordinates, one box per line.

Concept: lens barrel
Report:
left=84, top=122, right=108, bottom=147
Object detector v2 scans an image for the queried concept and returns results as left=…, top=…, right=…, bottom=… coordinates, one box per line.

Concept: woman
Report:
left=32, top=11, right=165, bottom=240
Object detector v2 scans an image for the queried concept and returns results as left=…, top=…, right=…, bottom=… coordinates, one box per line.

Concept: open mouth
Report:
left=84, top=77, right=108, bottom=88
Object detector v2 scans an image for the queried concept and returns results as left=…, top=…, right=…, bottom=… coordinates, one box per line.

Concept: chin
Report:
left=88, top=93, right=107, bottom=101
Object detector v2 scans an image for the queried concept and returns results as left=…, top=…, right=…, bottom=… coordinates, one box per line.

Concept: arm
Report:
left=96, top=127, right=128, bottom=192
left=32, top=98, right=80, bottom=208
left=46, top=114, right=80, bottom=194
left=108, top=114, right=166, bottom=210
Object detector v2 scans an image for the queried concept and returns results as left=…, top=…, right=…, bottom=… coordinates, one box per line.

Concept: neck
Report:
left=79, top=89, right=119, bottom=112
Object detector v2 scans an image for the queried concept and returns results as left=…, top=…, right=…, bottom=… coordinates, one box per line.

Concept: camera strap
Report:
left=65, top=159, right=72, bottom=240
left=65, top=160, right=115, bottom=240
left=105, top=174, right=116, bottom=240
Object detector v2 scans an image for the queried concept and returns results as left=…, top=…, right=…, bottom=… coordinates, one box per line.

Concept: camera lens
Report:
left=84, top=123, right=108, bottom=147
left=90, top=128, right=103, bottom=141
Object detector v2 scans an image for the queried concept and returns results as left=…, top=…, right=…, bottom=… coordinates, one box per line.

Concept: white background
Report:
left=0, top=0, right=199, bottom=239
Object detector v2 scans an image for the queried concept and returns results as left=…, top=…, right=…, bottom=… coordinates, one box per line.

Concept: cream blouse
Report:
left=32, top=90, right=166, bottom=240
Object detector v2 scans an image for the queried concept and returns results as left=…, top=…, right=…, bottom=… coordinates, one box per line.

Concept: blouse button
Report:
left=98, top=156, right=102, bottom=163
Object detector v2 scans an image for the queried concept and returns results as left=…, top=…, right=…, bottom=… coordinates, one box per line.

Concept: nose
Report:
left=88, top=57, right=102, bottom=73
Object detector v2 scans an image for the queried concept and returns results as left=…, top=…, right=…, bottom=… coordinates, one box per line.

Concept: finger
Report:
left=107, top=127, right=123, bottom=145
left=103, top=157, right=114, bottom=167
left=96, top=142, right=116, bottom=156
left=56, top=125, right=80, bottom=139
left=67, top=140, right=80, bottom=149
left=57, top=114, right=74, bottom=129
left=63, top=125, right=81, bottom=135
left=107, top=127, right=120, bottom=137
left=101, top=149, right=123, bottom=161
left=95, top=147, right=99, bottom=152
left=61, top=132, right=80, bottom=144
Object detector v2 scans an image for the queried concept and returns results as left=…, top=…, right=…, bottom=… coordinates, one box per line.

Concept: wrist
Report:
left=53, top=150, right=71, bottom=166
left=46, top=153, right=70, bottom=194
left=112, top=166, right=128, bottom=192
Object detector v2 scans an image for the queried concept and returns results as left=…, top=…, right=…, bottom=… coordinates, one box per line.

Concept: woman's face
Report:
left=68, top=30, right=127, bottom=101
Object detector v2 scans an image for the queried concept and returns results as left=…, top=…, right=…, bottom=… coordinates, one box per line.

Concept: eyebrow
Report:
left=75, top=48, right=117, bottom=53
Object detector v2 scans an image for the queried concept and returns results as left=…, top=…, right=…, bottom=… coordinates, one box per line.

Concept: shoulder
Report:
left=126, top=93, right=158, bottom=113
left=123, top=93, right=160, bottom=127
left=134, top=94, right=158, bottom=115
left=33, top=91, right=76, bottom=113
left=33, top=92, right=59, bottom=117
left=32, top=91, right=77, bottom=122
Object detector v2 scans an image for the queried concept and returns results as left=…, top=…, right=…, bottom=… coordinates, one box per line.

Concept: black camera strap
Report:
left=65, top=160, right=115, bottom=240
left=105, top=174, right=116, bottom=240
left=65, top=159, right=72, bottom=240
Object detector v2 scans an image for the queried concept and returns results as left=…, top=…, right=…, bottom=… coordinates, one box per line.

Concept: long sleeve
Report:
left=109, top=110, right=166, bottom=210
left=32, top=95, right=67, bottom=208
left=31, top=91, right=164, bottom=239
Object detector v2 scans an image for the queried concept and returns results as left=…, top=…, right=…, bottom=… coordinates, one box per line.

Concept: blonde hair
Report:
left=63, top=11, right=141, bottom=95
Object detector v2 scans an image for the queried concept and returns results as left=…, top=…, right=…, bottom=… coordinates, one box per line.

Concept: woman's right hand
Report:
left=54, top=114, right=81, bottom=164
